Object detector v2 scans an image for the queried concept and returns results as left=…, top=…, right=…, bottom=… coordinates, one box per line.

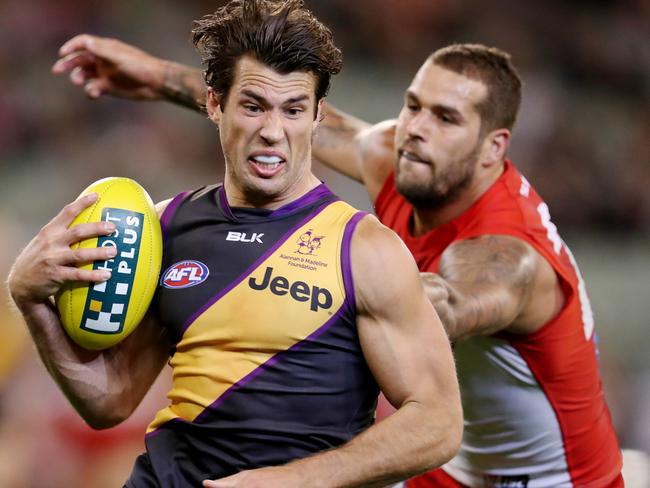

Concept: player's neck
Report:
left=411, top=163, right=504, bottom=235
left=224, top=173, right=321, bottom=210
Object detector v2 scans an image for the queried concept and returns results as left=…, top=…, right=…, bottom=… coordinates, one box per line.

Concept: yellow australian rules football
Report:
left=56, top=177, right=163, bottom=350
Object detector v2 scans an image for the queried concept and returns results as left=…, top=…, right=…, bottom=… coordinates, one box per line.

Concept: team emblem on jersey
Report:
left=295, top=229, right=324, bottom=255
left=161, top=260, right=210, bottom=289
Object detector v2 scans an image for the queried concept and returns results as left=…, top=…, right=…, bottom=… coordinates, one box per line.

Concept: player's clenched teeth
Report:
left=249, top=154, right=286, bottom=172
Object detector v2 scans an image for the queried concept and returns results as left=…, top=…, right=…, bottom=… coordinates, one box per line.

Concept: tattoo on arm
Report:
left=438, top=236, right=536, bottom=338
left=440, top=236, right=534, bottom=286
left=161, top=62, right=207, bottom=113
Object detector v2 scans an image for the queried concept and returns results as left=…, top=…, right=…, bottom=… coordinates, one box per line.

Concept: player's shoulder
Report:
left=156, top=184, right=221, bottom=219
left=350, top=214, right=423, bottom=308
left=360, top=119, right=395, bottom=163
left=155, top=198, right=173, bottom=218
left=351, top=214, right=415, bottom=271
left=353, top=213, right=399, bottom=242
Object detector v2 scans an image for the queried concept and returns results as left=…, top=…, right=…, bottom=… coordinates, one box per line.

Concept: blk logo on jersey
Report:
left=226, top=231, right=264, bottom=243
left=248, top=266, right=332, bottom=312
left=161, top=260, right=210, bottom=289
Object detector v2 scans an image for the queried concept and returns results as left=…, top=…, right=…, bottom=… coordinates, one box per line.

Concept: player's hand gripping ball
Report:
left=55, top=177, right=162, bottom=350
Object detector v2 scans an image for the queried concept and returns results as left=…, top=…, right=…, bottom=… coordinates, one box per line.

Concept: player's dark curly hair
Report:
left=192, top=0, right=342, bottom=106
left=431, top=44, right=522, bottom=133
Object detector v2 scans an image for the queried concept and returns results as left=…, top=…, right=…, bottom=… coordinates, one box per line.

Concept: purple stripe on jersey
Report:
left=160, top=191, right=190, bottom=242
left=269, top=183, right=335, bottom=218
left=341, top=211, right=368, bottom=315
left=178, top=199, right=334, bottom=336
left=216, top=185, right=236, bottom=221
left=145, top=417, right=185, bottom=440
left=194, top=300, right=350, bottom=423
left=218, top=183, right=334, bottom=220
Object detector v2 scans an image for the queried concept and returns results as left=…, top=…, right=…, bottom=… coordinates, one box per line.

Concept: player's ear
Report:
left=481, top=128, right=510, bottom=168
left=313, top=98, right=325, bottom=130
left=206, top=88, right=222, bottom=125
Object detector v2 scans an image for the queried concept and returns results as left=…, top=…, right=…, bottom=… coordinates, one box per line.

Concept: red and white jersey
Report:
left=376, top=162, right=622, bottom=487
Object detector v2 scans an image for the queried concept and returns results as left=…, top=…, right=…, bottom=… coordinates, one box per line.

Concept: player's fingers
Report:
left=202, top=480, right=225, bottom=488
left=420, top=273, right=449, bottom=301
left=50, top=193, right=99, bottom=228
left=52, top=51, right=96, bottom=75
left=69, top=66, right=92, bottom=86
left=84, top=78, right=113, bottom=99
left=58, top=33, right=99, bottom=57
left=57, top=264, right=112, bottom=283
left=64, top=220, right=116, bottom=246
left=62, top=35, right=121, bottom=61
left=63, top=245, right=117, bottom=266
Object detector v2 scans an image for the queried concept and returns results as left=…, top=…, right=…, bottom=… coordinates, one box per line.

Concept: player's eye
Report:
left=243, top=103, right=262, bottom=114
left=285, top=107, right=305, bottom=117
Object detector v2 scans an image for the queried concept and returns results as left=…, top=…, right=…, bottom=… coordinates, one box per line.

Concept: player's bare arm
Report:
left=52, top=34, right=207, bottom=112
left=315, top=105, right=397, bottom=200
left=421, top=234, right=565, bottom=342
left=297, top=216, right=461, bottom=486
left=7, top=194, right=170, bottom=428
left=343, top=216, right=462, bottom=483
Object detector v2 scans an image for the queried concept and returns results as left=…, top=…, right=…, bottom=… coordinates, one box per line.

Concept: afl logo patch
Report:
left=161, top=260, right=210, bottom=289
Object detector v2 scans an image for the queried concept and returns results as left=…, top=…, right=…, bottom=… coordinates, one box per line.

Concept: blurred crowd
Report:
left=0, top=0, right=648, bottom=486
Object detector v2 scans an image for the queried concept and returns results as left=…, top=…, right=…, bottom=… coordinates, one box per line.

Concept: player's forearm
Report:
left=12, top=300, right=133, bottom=428
left=285, top=400, right=461, bottom=487
left=431, top=282, right=519, bottom=342
left=159, top=61, right=207, bottom=113
left=313, top=103, right=371, bottom=182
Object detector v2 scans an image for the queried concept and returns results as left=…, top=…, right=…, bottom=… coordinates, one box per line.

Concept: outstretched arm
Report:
left=53, top=34, right=207, bottom=112
left=204, top=216, right=462, bottom=488
left=421, top=234, right=566, bottom=342
left=7, top=194, right=170, bottom=428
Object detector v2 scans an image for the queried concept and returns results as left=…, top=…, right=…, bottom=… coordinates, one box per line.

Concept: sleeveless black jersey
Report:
left=126, top=183, right=379, bottom=487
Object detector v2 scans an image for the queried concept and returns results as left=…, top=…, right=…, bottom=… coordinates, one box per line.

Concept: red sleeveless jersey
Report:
left=376, top=161, right=622, bottom=487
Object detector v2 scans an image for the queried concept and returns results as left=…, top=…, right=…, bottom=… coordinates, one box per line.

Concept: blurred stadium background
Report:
left=0, top=0, right=648, bottom=486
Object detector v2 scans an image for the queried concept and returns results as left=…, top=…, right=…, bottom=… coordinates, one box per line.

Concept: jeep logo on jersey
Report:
left=80, top=208, right=143, bottom=334
left=226, top=231, right=264, bottom=243
left=248, top=266, right=332, bottom=312
left=161, top=260, right=210, bottom=289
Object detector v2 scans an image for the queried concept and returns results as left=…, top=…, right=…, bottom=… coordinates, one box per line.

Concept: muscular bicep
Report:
left=352, top=217, right=459, bottom=410
left=438, top=235, right=564, bottom=338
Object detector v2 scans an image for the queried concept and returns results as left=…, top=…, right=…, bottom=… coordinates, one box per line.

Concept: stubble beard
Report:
left=395, top=143, right=480, bottom=210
